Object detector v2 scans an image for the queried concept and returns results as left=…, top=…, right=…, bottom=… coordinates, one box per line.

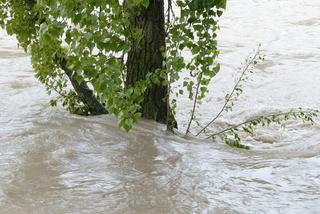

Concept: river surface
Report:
left=1, top=0, right=320, bottom=213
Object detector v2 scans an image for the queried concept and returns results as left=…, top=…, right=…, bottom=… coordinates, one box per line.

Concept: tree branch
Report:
left=196, top=49, right=260, bottom=136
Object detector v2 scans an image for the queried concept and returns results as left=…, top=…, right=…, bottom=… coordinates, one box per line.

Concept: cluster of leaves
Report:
left=0, top=0, right=150, bottom=130
left=224, top=47, right=264, bottom=113
left=0, top=0, right=227, bottom=131
left=194, top=48, right=264, bottom=137
left=212, top=109, right=319, bottom=149
left=189, top=49, right=319, bottom=149
left=1, top=0, right=319, bottom=148
left=0, top=0, right=36, bottom=50
left=166, top=0, right=226, bottom=133
left=2, top=0, right=319, bottom=149
left=33, top=0, right=145, bottom=130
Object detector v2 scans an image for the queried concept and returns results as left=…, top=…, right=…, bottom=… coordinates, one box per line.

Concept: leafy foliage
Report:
left=0, top=0, right=227, bottom=131
left=190, top=49, right=319, bottom=149
left=2, top=0, right=318, bottom=149
left=211, top=109, right=319, bottom=149
left=167, top=0, right=225, bottom=133
left=195, top=47, right=264, bottom=136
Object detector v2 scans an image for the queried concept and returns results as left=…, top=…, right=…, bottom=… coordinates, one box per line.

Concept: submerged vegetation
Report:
left=0, top=0, right=318, bottom=148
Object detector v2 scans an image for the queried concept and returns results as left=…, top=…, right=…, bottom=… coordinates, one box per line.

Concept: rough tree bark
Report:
left=126, top=0, right=169, bottom=124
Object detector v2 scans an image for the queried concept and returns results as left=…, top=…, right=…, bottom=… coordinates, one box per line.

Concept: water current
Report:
left=1, top=0, right=320, bottom=213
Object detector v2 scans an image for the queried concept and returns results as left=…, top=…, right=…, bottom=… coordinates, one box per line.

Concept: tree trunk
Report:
left=126, top=0, right=168, bottom=124
left=61, top=59, right=108, bottom=115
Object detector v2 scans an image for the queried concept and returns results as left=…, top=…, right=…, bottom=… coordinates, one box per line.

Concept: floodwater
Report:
left=1, top=0, right=320, bottom=213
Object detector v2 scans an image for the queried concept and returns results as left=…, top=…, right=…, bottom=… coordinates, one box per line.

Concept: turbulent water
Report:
left=1, top=0, right=320, bottom=213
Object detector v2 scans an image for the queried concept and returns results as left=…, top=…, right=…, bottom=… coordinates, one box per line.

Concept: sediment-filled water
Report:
left=1, top=0, right=320, bottom=213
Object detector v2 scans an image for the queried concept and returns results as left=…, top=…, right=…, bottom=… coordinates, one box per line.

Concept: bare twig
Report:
left=205, top=109, right=318, bottom=139
left=185, top=73, right=203, bottom=135
left=196, top=49, right=261, bottom=136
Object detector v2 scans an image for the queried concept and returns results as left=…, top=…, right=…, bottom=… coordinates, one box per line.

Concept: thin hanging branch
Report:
left=165, top=0, right=176, bottom=35
left=167, top=0, right=172, bottom=24
left=196, top=48, right=261, bottom=136
left=205, top=109, right=319, bottom=140
left=185, top=73, right=203, bottom=135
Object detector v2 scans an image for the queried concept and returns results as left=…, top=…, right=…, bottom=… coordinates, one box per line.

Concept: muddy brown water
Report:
left=1, top=0, right=320, bottom=213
